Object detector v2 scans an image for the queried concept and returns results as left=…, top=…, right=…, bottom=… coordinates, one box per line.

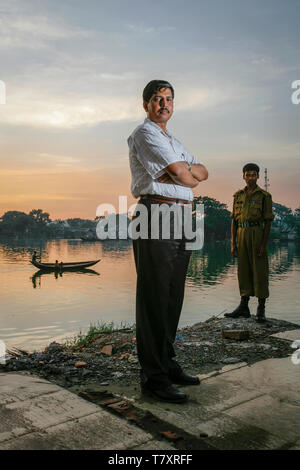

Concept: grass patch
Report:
left=63, top=320, right=136, bottom=348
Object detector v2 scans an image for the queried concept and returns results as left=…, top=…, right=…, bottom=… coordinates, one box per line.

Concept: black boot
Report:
left=256, top=298, right=266, bottom=322
left=224, top=296, right=250, bottom=318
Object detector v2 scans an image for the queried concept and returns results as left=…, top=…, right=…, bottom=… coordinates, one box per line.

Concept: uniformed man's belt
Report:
left=140, top=194, right=191, bottom=205
left=238, top=221, right=262, bottom=228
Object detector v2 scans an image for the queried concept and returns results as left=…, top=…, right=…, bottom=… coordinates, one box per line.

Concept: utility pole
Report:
left=264, top=168, right=270, bottom=192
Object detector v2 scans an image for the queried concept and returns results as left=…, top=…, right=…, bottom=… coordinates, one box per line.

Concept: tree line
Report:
left=0, top=199, right=299, bottom=240
left=0, top=209, right=95, bottom=238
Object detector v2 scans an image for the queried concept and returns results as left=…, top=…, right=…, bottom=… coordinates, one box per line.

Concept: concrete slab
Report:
left=131, top=440, right=176, bottom=450
left=195, top=413, right=290, bottom=450
left=0, top=373, right=156, bottom=450
left=109, top=355, right=300, bottom=449
left=1, top=352, right=299, bottom=450
left=224, top=394, right=300, bottom=442
left=5, top=389, right=103, bottom=429
left=198, top=357, right=300, bottom=402
left=0, top=372, right=59, bottom=405
left=0, top=412, right=154, bottom=450
left=288, top=440, right=300, bottom=450
left=109, top=382, right=265, bottom=435
left=197, top=362, right=247, bottom=381
left=270, top=330, right=300, bottom=342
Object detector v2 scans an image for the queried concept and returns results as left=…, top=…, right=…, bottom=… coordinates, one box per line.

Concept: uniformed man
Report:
left=225, top=163, right=274, bottom=322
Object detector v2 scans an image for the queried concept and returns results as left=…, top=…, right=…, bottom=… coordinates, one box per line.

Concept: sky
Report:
left=0, top=0, right=299, bottom=220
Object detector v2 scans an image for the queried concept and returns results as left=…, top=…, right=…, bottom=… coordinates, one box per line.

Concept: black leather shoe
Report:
left=141, top=384, right=188, bottom=403
left=169, top=371, right=200, bottom=386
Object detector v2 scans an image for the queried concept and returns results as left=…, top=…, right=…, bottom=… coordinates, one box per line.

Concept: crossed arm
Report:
left=157, top=161, right=208, bottom=188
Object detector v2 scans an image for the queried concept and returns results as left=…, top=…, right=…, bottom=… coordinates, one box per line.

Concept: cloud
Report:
left=249, top=55, right=300, bottom=81
left=0, top=88, right=144, bottom=128
left=125, top=23, right=175, bottom=34
left=0, top=194, right=85, bottom=203
left=0, top=8, right=94, bottom=51
left=0, top=83, right=244, bottom=129
left=175, top=86, right=243, bottom=111
left=38, top=153, right=82, bottom=167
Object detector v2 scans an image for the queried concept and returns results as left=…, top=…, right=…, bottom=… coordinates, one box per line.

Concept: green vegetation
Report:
left=193, top=196, right=231, bottom=241
left=0, top=199, right=299, bottom=240
left=0, top=209, right=97, bottom=238
left=271, top=203, right=299, bottom=240
left=63, top=320, right=136, bottom=348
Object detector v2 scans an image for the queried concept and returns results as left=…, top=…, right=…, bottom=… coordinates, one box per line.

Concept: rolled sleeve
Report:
left=133, top=129, right=181, bottom=179
left=263, top=194, right=275, bottom=221
left=181, top=148, right=203, bottom=166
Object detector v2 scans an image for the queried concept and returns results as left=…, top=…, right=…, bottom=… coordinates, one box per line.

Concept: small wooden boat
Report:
left=31, top=259, right=100, bottom=270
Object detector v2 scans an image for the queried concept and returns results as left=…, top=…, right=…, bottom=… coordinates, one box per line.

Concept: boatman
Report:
left=225, top=163, right=274, bottom=322
left=128, top=80, right=208, bottom=403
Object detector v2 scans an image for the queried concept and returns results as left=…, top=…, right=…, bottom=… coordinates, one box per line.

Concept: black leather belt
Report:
left=238, top=221, right=262, bottom=228
left=140, top=194, right=191, bottom=205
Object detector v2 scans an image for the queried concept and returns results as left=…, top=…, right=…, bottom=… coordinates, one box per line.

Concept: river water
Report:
left=0, top=237, right=299, bottom=352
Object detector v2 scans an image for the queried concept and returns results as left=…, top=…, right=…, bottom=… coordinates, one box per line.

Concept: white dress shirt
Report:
left=128, top=118, right=203, bottom=201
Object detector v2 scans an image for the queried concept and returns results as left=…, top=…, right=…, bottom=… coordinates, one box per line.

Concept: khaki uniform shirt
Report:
left=230, top=185, right=274, bottom=223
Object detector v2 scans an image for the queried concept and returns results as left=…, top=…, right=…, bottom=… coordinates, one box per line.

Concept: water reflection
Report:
left=268, top=242, right=298, bottom=278
left=0, top=236, right=299, bottom=351
left=187, top=241, right=234, bottom=286
left=186, top=240, right=300, bottom=287
left=99, top=239, right=132, bottom=254
left=31, top=268, right=100, bottom=288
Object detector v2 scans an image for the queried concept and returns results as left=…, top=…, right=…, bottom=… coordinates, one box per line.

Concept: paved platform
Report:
left=0, top=331, right=299, bottom=450
left=0, top=373, right=175, bottom=450
left=108, top=352, right=300, bottom=450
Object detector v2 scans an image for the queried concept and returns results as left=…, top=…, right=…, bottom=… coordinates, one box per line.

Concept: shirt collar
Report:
left=144, top=118, right=172, bottom=138
left=244, top=185, right=262, bottom=194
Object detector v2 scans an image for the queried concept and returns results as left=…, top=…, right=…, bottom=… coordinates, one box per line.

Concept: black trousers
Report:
left=132, top=200, right=192, bottom=389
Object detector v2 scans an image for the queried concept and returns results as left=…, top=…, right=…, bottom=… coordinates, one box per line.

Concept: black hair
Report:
left=143, top=80, right=174, bottom=103
left=243, top=163, right=260, bottom=174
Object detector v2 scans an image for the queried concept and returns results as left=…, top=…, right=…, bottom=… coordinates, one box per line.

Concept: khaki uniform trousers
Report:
left=237, top=225, right=269, bottom=298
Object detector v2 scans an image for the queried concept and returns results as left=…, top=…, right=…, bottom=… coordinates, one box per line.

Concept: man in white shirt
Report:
left=128, top=80, right=208, bottom=403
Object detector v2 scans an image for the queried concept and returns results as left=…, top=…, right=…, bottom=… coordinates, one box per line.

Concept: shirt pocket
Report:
left=249, top=200, right=262, bottom=218
left=234, top=200, right=243, bottom=216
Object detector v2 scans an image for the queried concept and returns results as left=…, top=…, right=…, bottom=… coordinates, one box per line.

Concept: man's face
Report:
left=243, top=170, right=259, bottom=187
left=143, top=87, right=174, bottom=126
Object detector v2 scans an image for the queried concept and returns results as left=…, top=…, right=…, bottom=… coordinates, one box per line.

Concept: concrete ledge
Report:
left=0, top=372, right=156, bottom=450
left=270, top=330, right=300, bottom=342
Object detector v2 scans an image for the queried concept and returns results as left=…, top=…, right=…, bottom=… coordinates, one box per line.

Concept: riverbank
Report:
left=3, top=315, right=299, bottom=390
left=1, top=316, right=300, bottom=450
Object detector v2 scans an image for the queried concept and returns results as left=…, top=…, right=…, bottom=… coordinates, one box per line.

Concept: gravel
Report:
left=2, top=316, right=299, bottom=391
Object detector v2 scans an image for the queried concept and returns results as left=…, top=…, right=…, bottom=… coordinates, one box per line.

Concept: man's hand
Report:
left=231, top=244, right=238, bottom=257
left=157, top=173, right=174, bottom=184
left=164, top=161, right=201, bottom=188
left=190, top=163, right=209, bottom=182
